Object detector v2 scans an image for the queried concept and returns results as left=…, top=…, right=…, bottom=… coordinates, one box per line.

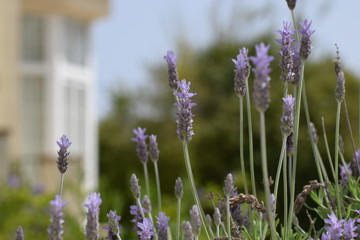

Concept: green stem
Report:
left=176, top=198, right=181, bottom=240
left=153, top=161, right=162, bottom=211
left=322, top=117, right=336, bottom=180
left=59, top=173, right=64, bottom=197
left=239, top=96, right=249, bottom=194
left=334, top=102, right=342, bottom=218
left=283, top=147, right=288, bottom=239
left=246, top=83, right=256, bottom=196
left=182, top=142, right=211, bottom=240
left=226, top=196, right=231, bottom=238
left=136, top=198, right=146, bottom=220
left=259, top=112, right=277, bottom=240
left=143, top=162, right=151, bottom=199
left=274, top=137, right=286, bottom=200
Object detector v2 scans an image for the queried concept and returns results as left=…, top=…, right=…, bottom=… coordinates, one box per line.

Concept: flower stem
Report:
left=59, top=173, right=64, bottom=197
left=274, top=137, right=286, bottom=200
left=153, top=161, right=162, bottom=211
left=245, top=82, right=256, bottom=197
left=259, top=112, right=276, bottom=240
left=239, top=96, right=248, bottom=194
left=226, top=196, right=231, bottom=238
left=182, top=142, right=211, bottom=240
left=321, top=117, right=336, bottom=180
left=334, top=102, right=342, bottom=218
left=176, top=198, right=181, bottom=240
left=143, top=162, right=151, bottom=199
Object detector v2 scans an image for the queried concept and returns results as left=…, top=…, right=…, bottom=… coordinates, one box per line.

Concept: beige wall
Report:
left=0, top=0, right=21, bottom=179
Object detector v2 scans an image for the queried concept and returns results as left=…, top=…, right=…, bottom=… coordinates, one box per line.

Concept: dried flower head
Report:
left=294, top=180, right=324, bottom=213
left=250, top=43, right=274, bottom=112
left=286, top=0, right=297, bottom=10
left=230, top=193, right=267, bottom=214
left=164, top=51, right=180, bottom=91
left=84, top=192, right=102, bottom=240
left=48, top=195, right=67, bottom=240
left=189, top=205, right=202, bottom=237
left=299, top=19, right=315, bottom=60
left=174, top=80, right=197, bottom=142
left=232, top=47, right=250, bottom=97
left=276, top=21, right=295, bottom=85
left=156, top=212, right=170, bottom=240
left=130, top=174, right=141, bottom=199
left=149, top=134, right=159, bottom=162
left=137, top=218, right=155, bottom=240
left=131, top=127, right=149, bottom=164
left=281, top=95, right=295, bottom=136
left=56, top=135, right=71, bottom=174
left=174, top=177, right=183, bottom=199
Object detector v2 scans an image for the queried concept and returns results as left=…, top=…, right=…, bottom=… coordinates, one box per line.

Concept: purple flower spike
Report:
left=48, top=195, right=67, bottom=240
left=299, top=19, right=315, bottom=60
left=281, top=95, right=295, bottom=136
left=343, top=219, right=358, bottom=239
left=189, top=205, right=202, bottom=237
left=250, top=43, right=274, bottom=112
left=104, top=210, right=121, bottom=240
left=130, top=173, right=141, bottom=199
left=16, top=226, right=25, bottom=240
left=183, top=221, right=194, bottom=240
left=321, top=213, right=344, bottom=240
left=131, top=127, right=149, bottom=164
left=174, top=79, right=197, bottom=142
left=130, top=205, right=149, bottom=231
left=137, top=218, right=155, bottom=240
left=232, top=47, right=250, bottom=97
left=84, top=192, right=102, bottom=240
left=56, top=135, right=71, bottom=174
left=164, top=51, right=180, bottom=91
left=156, top=212, right=170, bottom=240
left=276, top=21, right=295, bottom=85
left=149, top=134, right=160, bottom=162
left=292, top=43, right=301, bottom=85
left=223, top=173, right=234, bottom=197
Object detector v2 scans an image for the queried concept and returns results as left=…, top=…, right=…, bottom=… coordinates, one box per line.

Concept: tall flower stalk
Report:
left=131, top=127, right=151, bottom=199
left=174, top=80, right=210, bottom=240
left=232, top=48, right=250, bottom=195
left=249, top=42, right=276, bottom=240
left=56, top=135, right=71, bottom=197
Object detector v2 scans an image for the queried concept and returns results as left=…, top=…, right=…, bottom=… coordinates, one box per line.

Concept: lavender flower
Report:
left=104, top=210, right=121, bottom=240
left=164, top=51, right=179, bottom=91
left=174, top=80, right=197, bottom=142
left=286, top=0, right=297, bottom=10
left=250, top=43, right=274, bottom=112
left=299, top=20, right=315, bottom=60
left=205, top=214, right=212, bottom=228
left=343, top=218, right=358, bottom=239
left=286, top=133, right=294, bottom=156
left=130, top=205, right=148, bottom=231
left=56, top=135, right=71, bottom=174
left=335, top=72, right=345, bottom=103
left=183, top=221, right=194, bottom=240
left=276, top=21, right=295, bottom=85
left=130, top=174, right=141, bottom=199
left=213, top=208, right=221, bottom=227
left=16, top=226, right=25, bottom=240
left=149, top=134, right=160, bottom=162
left=156, top=212, right=170, bottom=240
left=142, top=195, right=152, bottom=212
left=189, top=205, right=201, bottom=237
left=84, top=192, right=102, bottom=240
left=223, top=173, right=234, bottom=197
left=48, top=195, right=67, bottom=240
left=232, top=47, right=250, bottom=97
left=321, top=213, right=344, bottom=240
left=131, top=127, right=149, bottom=164
left=137, top=218, right=155, bottom=240
left=175, top=177, right=183, bottom=199
left=280, top=95, right=295, bottom=136
left=292, top=43, right=301, bottom=85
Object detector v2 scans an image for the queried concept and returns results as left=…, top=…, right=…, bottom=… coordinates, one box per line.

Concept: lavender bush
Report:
left=10, top=1, right=360, bottom=239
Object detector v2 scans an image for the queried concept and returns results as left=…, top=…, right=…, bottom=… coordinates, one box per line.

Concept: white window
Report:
left=64, top=81, right=85, bottom=156
left=21, top=15, right=45, bottom=62
left=65, top=18, right=88, bottom=66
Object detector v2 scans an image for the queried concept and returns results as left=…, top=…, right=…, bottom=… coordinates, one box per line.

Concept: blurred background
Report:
left=1, top=0, right=360, bottom=238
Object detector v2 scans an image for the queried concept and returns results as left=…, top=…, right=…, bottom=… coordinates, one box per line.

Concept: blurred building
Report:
left=0, top=0, right=108, bottom=192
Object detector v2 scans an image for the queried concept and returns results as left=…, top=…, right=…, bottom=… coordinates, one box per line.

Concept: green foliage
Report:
left=0, top=183, right=83, bottom=239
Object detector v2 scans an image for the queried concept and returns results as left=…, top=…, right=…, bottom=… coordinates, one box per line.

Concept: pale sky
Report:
left=94, top=0, right=360, bottom=117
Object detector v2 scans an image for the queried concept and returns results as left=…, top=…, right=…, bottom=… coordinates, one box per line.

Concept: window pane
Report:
left=22, top=15, right=44, bottom=62
left=65, top=18, right=88, bottom=66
